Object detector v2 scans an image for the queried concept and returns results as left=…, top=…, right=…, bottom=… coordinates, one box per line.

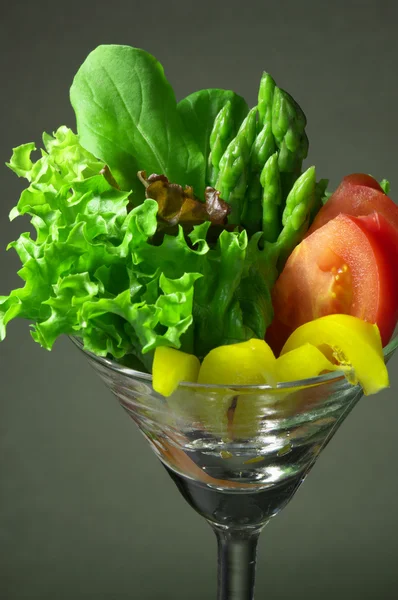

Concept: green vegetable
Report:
left=258, top=72, right=276, bottom=128
left=260, top=152, right=282, bottom=243
left=311, top=178, right=329, bottom=218
left=241, top=121, right=276, bottom=234
left=271, top=87, right=309, bottom=199
left=7, top=126, right=104, bottom=189
left=208, top=102, right=234, bottom=187
left=70, top=45, right=205, bottom=203
left=127, top=221, right=277, bottom=359
left=240, top=72, right=276, bottom=234
left=276, top=166, right=316, bottom=267
left=1, top=127, right=278, bottom=363
left=1, top=44, right=326, bottom=366
left=238, top=73, right=309, bottom=235
left=191, top=227, right=276, bottom=357
left=380, top=179, right=390, bottom=194
left=215, top=107, right=258, bottom=224
left=0, top=131, right=201, bottom=366
left=177, top=90, right=248, bottom=187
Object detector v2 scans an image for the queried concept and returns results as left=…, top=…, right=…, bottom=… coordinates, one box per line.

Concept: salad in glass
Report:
left=1, top=45, right=396, bottom=392
left=1, top=44, right=397, bottom=600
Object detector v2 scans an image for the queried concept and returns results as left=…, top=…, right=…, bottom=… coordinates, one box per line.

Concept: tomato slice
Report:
left=308, top=173, right=398, bottom=235
left=267, top=212, right=398, bottom=355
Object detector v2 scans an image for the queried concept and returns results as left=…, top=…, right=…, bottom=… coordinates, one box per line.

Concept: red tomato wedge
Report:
left=308, top=173, right=398, bottom=235
left=266, top=212, right=398, bottom=355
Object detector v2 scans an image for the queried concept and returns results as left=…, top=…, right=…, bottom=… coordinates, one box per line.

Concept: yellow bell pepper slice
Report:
left=281, top=315, right=389, bottom=395
left=274, top=343, right=340, bottom=383
left=197, top=339, right=276, bottom=440
left=194, top=393, right=235, bottom=440
left=152, top=346, right=200, bottom=397
left=198, top=338, right=276, bottom=385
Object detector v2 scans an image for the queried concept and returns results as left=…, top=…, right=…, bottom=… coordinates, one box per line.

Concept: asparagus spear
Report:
left=242, top=74, right=309, bottom=235
left=241, top=122, right=276, bottom=233
left=215, top=107, right=257, bottom=224
left=240, top=75, right=277, bottom=232
left=258, top=72, right=276, bottom=127
left=276, top=166, right=316, bottom=267
left=260, top=152, right=282, bottom=243
left=272, top=88, right=309, bottom=199
left=208, top=101, right=236, bottom=187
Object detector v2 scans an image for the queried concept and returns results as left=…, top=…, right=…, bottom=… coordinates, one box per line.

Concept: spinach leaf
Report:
left=177, top=89, right=248, bottom=185
left=70, top=45, right=205, bottom=203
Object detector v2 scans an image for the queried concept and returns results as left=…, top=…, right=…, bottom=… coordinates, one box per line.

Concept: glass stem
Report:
left=213, top=525, right=262, bottom=600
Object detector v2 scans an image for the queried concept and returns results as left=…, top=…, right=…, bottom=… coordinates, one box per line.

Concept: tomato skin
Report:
left=354, top=213, right=398, bottom=343
left=341, top=173, right=384, bottom=192
left=267, top=212, right=398, bottom=355
left=308, top=173, right=398, bottom=235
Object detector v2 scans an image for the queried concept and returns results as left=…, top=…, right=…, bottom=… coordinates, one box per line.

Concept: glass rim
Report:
left=70, top=335, right=397, bottom=392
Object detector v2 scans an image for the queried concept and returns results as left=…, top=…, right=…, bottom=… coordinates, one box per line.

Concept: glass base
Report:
left=166, top=466, right=306, bottom=528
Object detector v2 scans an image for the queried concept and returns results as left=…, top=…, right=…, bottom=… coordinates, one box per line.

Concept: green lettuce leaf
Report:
left=2, top=124, right=278, bottom=365
left=70, top=45, right=205, bottom=203
left=127, top=219, right=277, bottom=358
left=1, top=130, right=204, bottom=365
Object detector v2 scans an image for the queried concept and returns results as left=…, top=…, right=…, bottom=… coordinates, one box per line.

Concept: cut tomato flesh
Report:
left=267, top=212, right=398, bottom=355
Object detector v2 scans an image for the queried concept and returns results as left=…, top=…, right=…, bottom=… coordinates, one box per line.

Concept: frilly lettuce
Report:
left=1, top=127, right=276, bottom=366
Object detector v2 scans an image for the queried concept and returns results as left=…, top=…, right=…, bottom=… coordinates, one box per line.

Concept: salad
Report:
left=1, top=44, right=397, bottom=397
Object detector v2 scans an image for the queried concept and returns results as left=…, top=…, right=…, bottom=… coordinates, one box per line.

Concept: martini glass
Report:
left=72, top=337, right=397, bottom=600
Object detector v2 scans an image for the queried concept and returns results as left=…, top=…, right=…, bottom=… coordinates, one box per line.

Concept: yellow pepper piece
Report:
left=197, top=339, right=276, bottom=440
left=281, top=315, right=389, bottom=396
left=194, top=393, right=234, bottom=440
left=198, top=338, right=276, bottom=385
left=152, top=346, right=200, bottom=397
left=275, top=343, right=340, bottom=383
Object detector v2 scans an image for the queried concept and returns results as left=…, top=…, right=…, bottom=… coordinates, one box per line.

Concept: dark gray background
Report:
left=1, top=1, right=398, bottom=598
